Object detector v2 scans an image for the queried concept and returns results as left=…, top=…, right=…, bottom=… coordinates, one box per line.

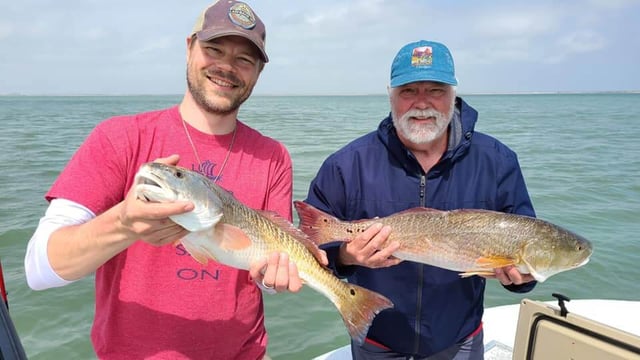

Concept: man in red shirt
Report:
left=24, top=2, right=310, bottom=359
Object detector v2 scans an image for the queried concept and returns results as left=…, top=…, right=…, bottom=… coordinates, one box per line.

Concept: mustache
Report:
left=403, top=109, right=443, bottom=119
left=205, top=69, right=243, bottom=87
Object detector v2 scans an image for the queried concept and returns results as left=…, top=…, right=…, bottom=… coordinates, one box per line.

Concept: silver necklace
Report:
left=181, top=118, right=237, bottom=182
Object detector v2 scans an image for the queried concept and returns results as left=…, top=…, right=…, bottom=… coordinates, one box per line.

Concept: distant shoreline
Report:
left=1, top=90, right=639, bottom=97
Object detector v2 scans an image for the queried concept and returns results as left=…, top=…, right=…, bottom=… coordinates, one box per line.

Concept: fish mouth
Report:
left=136, top=174, right=161, bottom=186
left=577, top=257, right=590, bottom=267
left=134, top=169, right=176, bottom=203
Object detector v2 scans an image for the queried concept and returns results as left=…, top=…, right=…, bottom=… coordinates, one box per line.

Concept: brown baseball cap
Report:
left=192, top=1, right=268, bottom=63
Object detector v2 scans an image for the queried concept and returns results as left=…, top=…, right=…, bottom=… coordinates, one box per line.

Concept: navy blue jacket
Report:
left=304, top=98, right=536, bottom=357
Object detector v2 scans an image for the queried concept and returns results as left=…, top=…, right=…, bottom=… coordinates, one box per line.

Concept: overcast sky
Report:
left=1, top=0, right=638, bottom=95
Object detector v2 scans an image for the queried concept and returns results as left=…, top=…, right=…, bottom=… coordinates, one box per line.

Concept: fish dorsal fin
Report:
left=393, top=207, right=445, bottom=216
left=258, top=210, right=328, bottom=267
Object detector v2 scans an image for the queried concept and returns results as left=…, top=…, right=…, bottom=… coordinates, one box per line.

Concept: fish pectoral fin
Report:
left=213, top=224, right=252, bottom=251
left=521, top=258, right=546, bottom=283
left=474, top=255, right=516, bottom=269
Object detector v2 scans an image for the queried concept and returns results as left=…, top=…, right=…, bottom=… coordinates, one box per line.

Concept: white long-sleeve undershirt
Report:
left=24, top=198, right=276, bottom=293
left=24, top=198, right=95, bottom=290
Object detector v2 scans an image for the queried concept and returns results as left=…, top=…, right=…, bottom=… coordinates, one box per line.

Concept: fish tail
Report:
left=337, top=283, right=394, bottom=345
left=294, top=201, right=345, bottom=245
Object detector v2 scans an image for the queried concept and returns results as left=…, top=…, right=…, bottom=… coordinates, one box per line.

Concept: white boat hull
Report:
left=313, top=299, right=640, bottom=360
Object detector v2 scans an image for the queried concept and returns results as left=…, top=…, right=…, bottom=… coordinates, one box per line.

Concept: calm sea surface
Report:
left=1, top=94, right=639, bottom=359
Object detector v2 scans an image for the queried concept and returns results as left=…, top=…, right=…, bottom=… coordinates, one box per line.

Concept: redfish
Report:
left=294, top=201, right=592, bottom=282
left=134, top=163, right=393, bottom=344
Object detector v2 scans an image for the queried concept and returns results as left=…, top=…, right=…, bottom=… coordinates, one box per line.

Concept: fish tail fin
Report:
left=294, top=201, right=345, bottom=245
left=337, top=283, right=394, bottom=345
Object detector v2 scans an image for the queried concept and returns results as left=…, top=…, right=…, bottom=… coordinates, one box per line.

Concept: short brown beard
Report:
left=186, top=67, right=251, bottom=115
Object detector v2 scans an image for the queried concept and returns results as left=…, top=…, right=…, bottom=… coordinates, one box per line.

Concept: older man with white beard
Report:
left=302, top=40, right=537, bottom=360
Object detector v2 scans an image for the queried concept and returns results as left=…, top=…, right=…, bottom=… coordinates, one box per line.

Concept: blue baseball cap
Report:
left=390, top=40, right=457, bottom=87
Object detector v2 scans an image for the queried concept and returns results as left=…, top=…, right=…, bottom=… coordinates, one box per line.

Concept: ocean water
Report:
left=1, top=93, right=639, bottom=359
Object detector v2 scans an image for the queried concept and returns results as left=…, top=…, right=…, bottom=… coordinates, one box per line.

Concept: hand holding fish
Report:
left=128, top=154, right=195, bottom=246
left=250, top=252, right=303, bottom=293
left=485, top=265, right=536, bottom=286
left=338, top=223, right=402, bottom=269
left=124, top=188, right=194, bottom=246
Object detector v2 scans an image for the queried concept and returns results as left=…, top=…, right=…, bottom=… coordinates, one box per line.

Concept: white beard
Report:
left=392, top=106, right=453, bottom=145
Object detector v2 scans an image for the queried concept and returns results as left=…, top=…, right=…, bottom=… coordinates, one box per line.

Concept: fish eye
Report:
left=175, top=171, right=184, bottom=178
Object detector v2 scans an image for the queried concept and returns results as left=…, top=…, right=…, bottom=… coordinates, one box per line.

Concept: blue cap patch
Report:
left=411, top=46, right=433, bottom=67
left=390, top=40, right=458, bottom=87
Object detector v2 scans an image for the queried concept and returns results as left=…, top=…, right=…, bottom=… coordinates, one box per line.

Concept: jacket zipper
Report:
left=413, top=174, right=427, bottom=354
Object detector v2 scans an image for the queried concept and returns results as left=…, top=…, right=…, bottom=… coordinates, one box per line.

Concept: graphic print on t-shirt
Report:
left=191, top=160, right=224, bottom=183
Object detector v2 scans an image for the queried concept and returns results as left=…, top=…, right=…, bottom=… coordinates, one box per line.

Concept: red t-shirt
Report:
left=47, top=106, right=293, bottom=360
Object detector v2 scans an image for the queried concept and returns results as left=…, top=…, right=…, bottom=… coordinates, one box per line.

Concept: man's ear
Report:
left=186, top=35, right=197, bottom=59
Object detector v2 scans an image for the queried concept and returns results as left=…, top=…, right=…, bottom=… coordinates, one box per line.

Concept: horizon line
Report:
left=1, top=90, right=639, bottom=97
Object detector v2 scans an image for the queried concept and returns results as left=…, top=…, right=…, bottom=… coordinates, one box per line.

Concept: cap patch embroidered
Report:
left=228, top=3, right=256, bottom=29
left=411, top=46, right=433, bottom=67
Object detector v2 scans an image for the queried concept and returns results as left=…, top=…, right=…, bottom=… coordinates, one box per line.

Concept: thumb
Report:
left=154, top=154, right=181, bottom=165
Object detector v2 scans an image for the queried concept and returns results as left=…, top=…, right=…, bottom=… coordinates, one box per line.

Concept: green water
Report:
left=1, top=93, right=639, bottom=359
